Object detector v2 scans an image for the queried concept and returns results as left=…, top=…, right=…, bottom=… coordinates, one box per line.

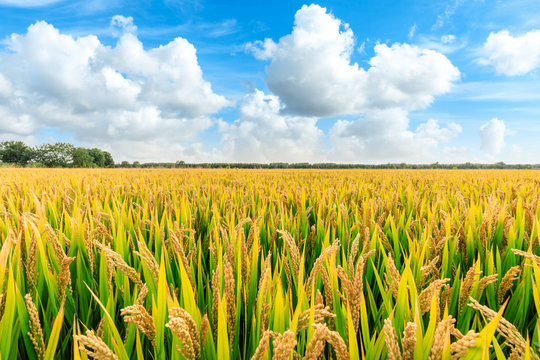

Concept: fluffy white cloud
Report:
left=328, top=109, right=461, bottom=162
left=1, top=5, right=464, bottom=164
left=416, top=118, right=462, bottom=142
left=243, top=4, right=461, bottom=163
left=0, top=19, right=231, bottom=161
left=218, top=89, right=323, bottom=162
left=111, top=15, right=137, bottom=35
left=261, top=4, right=364, bottom=117
left=0, top=74, right=12, bottom=99
left=479, top=30, right=540, bottom=76
left=253, top=4, right=459, bottom=117
left=366, top=43, right=459, bottom=110
left=479, top=118, right=506, bottom=155
left=244, top=39, right=277, bottom=60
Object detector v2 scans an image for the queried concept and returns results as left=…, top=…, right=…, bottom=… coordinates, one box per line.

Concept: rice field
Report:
left=1, top=168, right=540, bottom=359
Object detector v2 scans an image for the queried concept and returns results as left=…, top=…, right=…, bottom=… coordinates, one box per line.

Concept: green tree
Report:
left=88, top=148, right=105, bottom=167
left=0, top=141, right=35, bottom=166
left=103, top=151, right=115, bottom=167
left=34, top=142, right=75, bottom=167
left=72, top=148, right=94, bottom=168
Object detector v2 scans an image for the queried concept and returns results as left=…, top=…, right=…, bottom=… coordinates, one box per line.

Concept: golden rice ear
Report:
left=402, top=322, right=417, bottom=360
left=468, top=297, right=531, bottom=358
left=76, top=330, right=118, bottom=360
left=450, top=330, right=478, bottom=359
left=166, top=317, right=196, bottom=360
left=57, top=255, right=76, bottom=303
left=383, top=319, right=402, bottom=360
left=224, top=261, right=236, bottom=345
left=25, top=294, right=45, bottom=359
left=272, top=330, right=297, bottom=360
left=385, top=256, right=401, bottom=299
left=429, top=316, right=455, bottom=360
left=498, top=266, right=520, bottom=304
left=200, top=314, right=210, bottom=350
left=134, top=239, right=159, bottom=284
left=459, top=265, right=481, bottom=313
left=250, top=330, right=279, bottom=360
left=120, top=305, right=157, bottom=347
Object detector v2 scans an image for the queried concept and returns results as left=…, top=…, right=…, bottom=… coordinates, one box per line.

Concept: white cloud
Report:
left=0, top=0, right=62, bottom=7
left=111, top=15, right=137, bottom=35
left=252, top=4, right=459, bottom=117
left=218, top=89, right=323, bottom=162
left=408, top=24, right=417, bottom=40
left=416, top=34, right=467, bottom=54
left=479, top=118, right=506, bottom=155
left=441, top=34, right=455, bottom=44
left=510, top=144, right=523, bottom=154
left=366, top=43, right=460, bottom=110
left=432, top=0, right=466, bottom=30
left=0, top=74, right=12, bottom=99
left=1, top=5, right=465, bottom=164
left=258, top=4, right=363, bottom=117
left=0, top=19, right=231, bottom=161
left=241, top=4, right=461, bottom=163
left=416, top=118, right=462, bottom=142
left=328, top=109, right=461, bottom=163
left=478, top=30, right=540, bottom=76
left=244, top=38, right=277, bottom=60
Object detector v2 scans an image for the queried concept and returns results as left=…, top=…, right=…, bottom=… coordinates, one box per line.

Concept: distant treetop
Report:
left=1, top=140, right=537, bottom=169
left=0, top=141, right=114, bottom=168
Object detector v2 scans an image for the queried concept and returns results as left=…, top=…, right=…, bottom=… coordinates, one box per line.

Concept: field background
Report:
left=1, top=169, right=539, bottom=359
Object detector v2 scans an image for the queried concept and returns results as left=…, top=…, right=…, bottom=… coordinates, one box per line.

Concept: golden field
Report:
left=1, top=168, right=540, bottom=359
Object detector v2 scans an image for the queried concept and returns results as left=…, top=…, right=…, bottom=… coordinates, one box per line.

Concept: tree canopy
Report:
left=0, top=141, right=114, bottom=168
left=0, top=141, right=34, bottom=166
left=1, top=140, right=538, bottom=169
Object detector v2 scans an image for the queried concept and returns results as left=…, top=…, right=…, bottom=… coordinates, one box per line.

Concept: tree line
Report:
left=0, top=141, right=114, bottom=168
left=118, top=160, right=539, bottom=169
left=1, top=140, right=538, bottom=169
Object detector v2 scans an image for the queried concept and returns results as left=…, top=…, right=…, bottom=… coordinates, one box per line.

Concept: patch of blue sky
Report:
left=36, top=128, right=75, bottom=144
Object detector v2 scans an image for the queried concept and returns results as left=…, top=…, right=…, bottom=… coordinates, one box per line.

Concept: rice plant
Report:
left=0, top=168, right=539, bottom=359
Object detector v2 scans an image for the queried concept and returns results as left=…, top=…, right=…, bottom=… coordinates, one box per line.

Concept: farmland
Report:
left=1, top=169, right=539, bottom=359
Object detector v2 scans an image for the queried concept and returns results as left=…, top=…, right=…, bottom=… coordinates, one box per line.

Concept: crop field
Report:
left=1, top=169, right=540, bottom=359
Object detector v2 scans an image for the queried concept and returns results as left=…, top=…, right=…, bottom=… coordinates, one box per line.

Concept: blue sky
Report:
left=0, top=0, right=539, bottom=163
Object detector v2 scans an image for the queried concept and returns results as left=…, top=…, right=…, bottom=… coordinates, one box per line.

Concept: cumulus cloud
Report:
left=242, top=4, right=461, bottom=163
left=0, top=74, right=12, bottom=99
left=253, top=4, right=459, bottom=117
left=111, top=15, right=137, bottom=35
left=0, top=19, right=231, bottom=161
left=218, top=89, right=323, bottom=162
left=366, top=43, right=459, bottom=110
left=479, top=30, right=540, bottom=76
left=244, top=38, right=277, bottom=60
left=1, top=5, right=464, bottom=164
left=328, top=109, right=461, bottom=162
left=479, top=118, right=506, bottom=155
